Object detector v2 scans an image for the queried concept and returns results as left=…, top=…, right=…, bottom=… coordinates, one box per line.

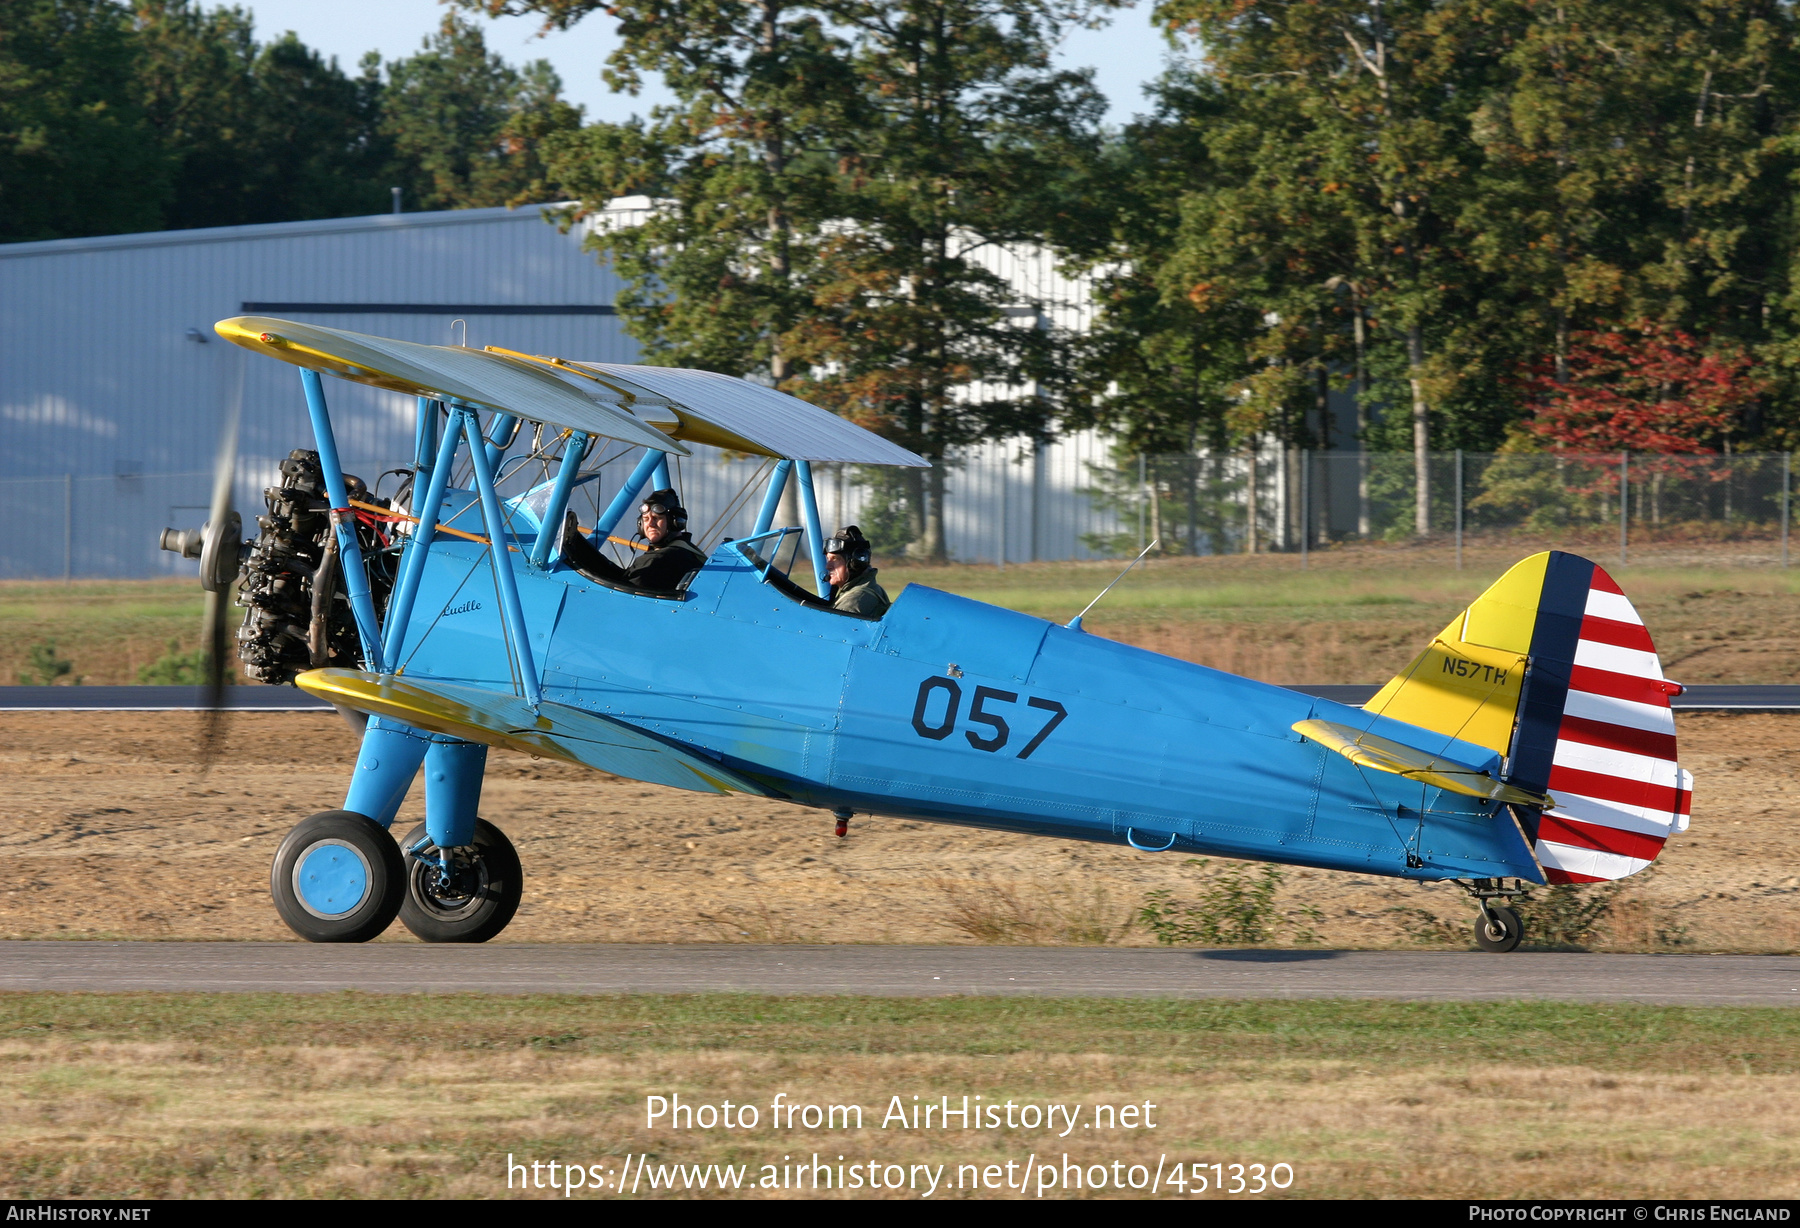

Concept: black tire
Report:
left=270, top=810, right=405, bottom=943
left=396, top=819, right=522, bottom=943
left=1474, top=904, right=1524, bottom=953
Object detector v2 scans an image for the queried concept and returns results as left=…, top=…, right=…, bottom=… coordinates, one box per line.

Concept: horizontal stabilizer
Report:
left=1292, top=718, right=1553, bottom=808
left=296, top=668, right=778, bottom=797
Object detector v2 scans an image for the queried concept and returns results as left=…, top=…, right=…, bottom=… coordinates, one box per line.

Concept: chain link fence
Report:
left=1071, top=450, right=1797, bottom=567
left=3, top=449, right=1793, bottom=578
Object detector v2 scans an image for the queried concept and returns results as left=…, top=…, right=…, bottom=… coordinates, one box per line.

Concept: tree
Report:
left=1464, top=1, right=1798, bottom=378
left=1477, top=322, right=1764, bottom=529
left=131, top=0, right=258, bottom=229
left=782, top=0, right=1111, bottom=558
left=381, top=13, right=582, bottom=211
left=134, top=1, right=389, bottom=228
left=0, top=0, right=168, bottom=242
left=1519, top=322, right=1762, bottom=454
left=1050, top=69, right=1263, bottom=554
left=1, top=0, right=596, bottom=243
left=246, top=34, right=389, bottom=220
left=484, top=0, right=1109, bottom=559
left=520, top=0, right=864, bottom=381
left=1156, top=0, right=1499, bottom=536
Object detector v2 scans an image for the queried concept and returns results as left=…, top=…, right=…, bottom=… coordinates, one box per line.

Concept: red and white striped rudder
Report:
left=1532, top=565, right=1691, bottom=883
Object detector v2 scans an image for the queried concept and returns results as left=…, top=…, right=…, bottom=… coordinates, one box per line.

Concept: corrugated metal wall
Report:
left=0, top=205, right=637, bottom=575
left=0, top=204, right=632, bottom=481
left=0, top=205, right=1147, bottom=577
left=550, top=433, right=1135, bottom=575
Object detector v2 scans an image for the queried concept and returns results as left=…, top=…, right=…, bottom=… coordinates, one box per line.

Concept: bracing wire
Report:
left=476, top=537, right=524, bottom=697
left=696, top=458, right=776, bottom=552
left=398, top=553, right=484, bottom=675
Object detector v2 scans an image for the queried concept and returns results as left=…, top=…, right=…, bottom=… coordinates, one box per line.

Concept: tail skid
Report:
left=1365, top=552, right=1692, bottom=883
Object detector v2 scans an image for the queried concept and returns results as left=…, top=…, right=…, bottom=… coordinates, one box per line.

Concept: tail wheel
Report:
left=271, top=810, right=405, bottom=943
left=397, top=819, right=523, bottom=943
left=1474, top=904, right=1525, bottom=953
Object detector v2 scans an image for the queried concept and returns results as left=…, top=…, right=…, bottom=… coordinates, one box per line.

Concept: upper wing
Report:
left=573, top=362, right=929, bottom=466
left=215, top=316, right=686, bottom=455
left=296, top=668, right=780, bottom=797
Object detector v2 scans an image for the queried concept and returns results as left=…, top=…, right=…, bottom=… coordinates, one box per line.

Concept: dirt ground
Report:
left=0, top=709, right=1792, bottom=951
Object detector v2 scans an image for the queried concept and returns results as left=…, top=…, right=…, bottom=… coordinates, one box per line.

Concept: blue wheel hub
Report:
left=293, top=840, right=371, bottom=919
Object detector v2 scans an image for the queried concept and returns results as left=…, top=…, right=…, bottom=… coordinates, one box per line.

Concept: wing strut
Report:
left=299, top=369, right=385, bottom=671
left=459, top=406, right=542, bottom=709
left=382, top=404, right=465, bottom=667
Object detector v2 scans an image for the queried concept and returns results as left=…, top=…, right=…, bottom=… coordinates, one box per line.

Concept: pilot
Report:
left=765, top=524, right=891, bottom=619
left=559, top=489, right=707, bottom=591
left=822, top=525, right=890, bottom=617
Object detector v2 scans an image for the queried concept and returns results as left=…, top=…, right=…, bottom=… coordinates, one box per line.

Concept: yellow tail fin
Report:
left=1364, top=553, right=1552, bottom=758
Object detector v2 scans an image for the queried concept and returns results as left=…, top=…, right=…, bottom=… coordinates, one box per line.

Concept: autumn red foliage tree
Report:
left=1520, top=324, right=1764, bottom=455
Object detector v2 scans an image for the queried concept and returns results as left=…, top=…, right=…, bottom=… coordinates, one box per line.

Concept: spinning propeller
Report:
left=158, top=358, right=248, bottom=769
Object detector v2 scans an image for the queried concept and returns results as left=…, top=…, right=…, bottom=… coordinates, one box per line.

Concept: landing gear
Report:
left=397, top=819, right=522, bottom=943
left=271, top=810, right=406, bottom=942
left=1459, top=878, right=1527, bottom=953
left=1474, top=904, right=1524, bottom=953
left=278, top=726, right=513, bottom=942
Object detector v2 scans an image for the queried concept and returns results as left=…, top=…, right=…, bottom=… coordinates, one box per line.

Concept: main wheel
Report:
left=396, top=819, right=522, bottom=943
left=270, top=810, right=405, bottom=943
left=1474, top=904, right=1524, bottom=953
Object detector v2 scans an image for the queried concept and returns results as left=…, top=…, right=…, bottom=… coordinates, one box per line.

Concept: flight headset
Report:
left=825, top=526, right=872, bottom=572
left=638, top=489, right=688, bottom=534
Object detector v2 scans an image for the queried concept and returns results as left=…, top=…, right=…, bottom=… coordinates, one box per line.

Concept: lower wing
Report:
left=296, top=668, right=780, bottom=797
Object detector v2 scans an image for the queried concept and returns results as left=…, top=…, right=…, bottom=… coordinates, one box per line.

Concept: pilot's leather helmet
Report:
left=826, top=525, right=872, bottom=571
left=640, top=488, right=687, bottom=531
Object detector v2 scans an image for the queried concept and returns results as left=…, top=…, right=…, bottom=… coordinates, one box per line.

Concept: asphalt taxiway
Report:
left=0, top=943, right=1794, bottom=1005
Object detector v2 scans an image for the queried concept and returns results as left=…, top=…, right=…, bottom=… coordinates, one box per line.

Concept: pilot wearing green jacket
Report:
left=765, top=524, right=891, bottom=619
left=821, top=525, right=890, bottom=617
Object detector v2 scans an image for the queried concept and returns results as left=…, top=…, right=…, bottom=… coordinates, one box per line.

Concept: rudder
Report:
left=1366, top=551, right=1691, bottom=883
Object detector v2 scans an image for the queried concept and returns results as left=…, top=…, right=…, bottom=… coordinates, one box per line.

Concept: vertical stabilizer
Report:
left=1366, top=551, right=1691, bottom=882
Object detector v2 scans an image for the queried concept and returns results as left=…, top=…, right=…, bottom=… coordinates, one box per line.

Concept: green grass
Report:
left=0, top=579, right=206, bottom=627
left=9, top=544, right=1800, bottom=683
left=877, top=554, right=1800, bottom=625
left=5, top=992, right=1796, bottom=1198
left=0, top=579, right=210, bottom=685
left=867, top=549, right=1800, bottom=683
left=7, top=992, right=1798, bottom=1074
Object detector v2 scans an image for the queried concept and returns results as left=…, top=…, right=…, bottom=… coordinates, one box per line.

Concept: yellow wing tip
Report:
left=212, top=316, right=690, bottom=456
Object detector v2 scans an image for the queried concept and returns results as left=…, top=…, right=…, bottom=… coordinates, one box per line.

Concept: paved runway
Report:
left=1, top=943, right=1795, bottom=1005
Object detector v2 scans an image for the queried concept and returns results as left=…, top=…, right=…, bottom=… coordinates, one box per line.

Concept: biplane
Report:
left=161, top=316, right=1693, bottom=950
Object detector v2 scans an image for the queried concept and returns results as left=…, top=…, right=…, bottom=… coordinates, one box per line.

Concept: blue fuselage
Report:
left=396, top=536, right=1537, bottom=882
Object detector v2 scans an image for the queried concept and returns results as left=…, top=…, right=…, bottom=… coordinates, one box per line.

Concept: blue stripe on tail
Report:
left=1505, top=551, right=1594, bottom=838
